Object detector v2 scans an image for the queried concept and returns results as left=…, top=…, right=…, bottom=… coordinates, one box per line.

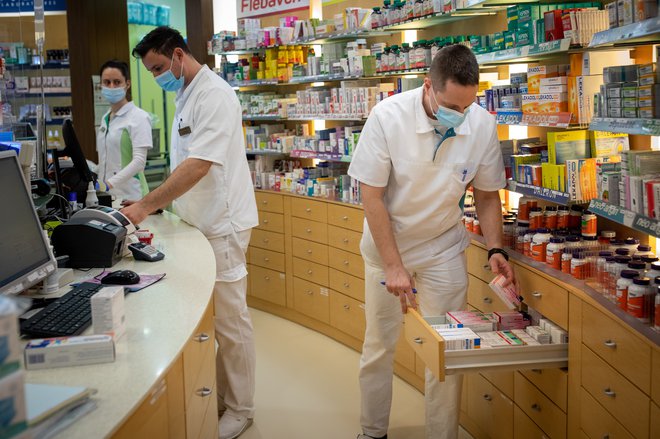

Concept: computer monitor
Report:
left=0, top=150, right=57, bottom=296
left=60, top=119, right=93, bottom=184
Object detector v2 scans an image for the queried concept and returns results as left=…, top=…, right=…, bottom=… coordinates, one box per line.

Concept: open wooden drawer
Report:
left=404, top=309, right=568, bottom=381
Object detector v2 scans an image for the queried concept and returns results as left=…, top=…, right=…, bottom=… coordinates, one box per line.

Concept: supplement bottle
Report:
left=616, top=270, right=639, bottom=311
left=531, top=228, right=552, bottom=262
left=635, top=244, right=654, bottom=258
left=571, top=252, right=588, bottom=280
left=569, top=205, right=584, bottom=229
left=529, top=207, right=544, bottom=229
left=581, top=210, right=597, bottom=237
left=596, top=251, right=614, bottom=293
left=624, top=237, right=640, bottom=254
left=556, top=206, right=569, bottom=229
left=543, top=206, right=558, bottom=230
left=561, top=249, right=573, bottom=274
left=627, top=277, right=651, bottom=323
left=546, top=237, right=565, bottom=270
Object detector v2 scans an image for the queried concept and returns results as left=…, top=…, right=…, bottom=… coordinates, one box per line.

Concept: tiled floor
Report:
left=237, top=308, right=473, bottom=439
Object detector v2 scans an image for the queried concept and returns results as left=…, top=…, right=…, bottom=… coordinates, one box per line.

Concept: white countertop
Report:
left=24, top=211, right=216, bottom=438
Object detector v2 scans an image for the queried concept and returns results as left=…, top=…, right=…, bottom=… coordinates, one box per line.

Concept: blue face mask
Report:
left=155, top=54, right=184, bottom=92
left=429, top=87, right=469, bottom=128
left=101, top=86, right=126, bottom=104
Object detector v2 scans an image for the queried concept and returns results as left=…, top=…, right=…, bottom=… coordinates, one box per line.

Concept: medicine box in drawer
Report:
left=403, top=309, right=568, bottom=382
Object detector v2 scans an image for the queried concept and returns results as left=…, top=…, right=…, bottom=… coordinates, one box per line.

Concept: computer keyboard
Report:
left=21, top=282, right=104, bottom=338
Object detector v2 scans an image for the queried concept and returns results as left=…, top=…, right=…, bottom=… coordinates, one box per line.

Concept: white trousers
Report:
left=209, top=229, right=256, bottom=419
left=360, top=252, right=468, bottom=439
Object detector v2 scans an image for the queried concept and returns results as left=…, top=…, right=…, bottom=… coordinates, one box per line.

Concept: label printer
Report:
left=51, top=207, right=136, bottom=268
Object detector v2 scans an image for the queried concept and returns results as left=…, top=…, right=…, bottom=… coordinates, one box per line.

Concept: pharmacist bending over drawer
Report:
left=123, top=26, right=259, bottom=439
left=348, top=44, right=518, bottom=439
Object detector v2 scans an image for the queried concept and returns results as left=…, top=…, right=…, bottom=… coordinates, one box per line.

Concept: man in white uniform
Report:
left=349, top=44, right=517, bottom=439
left=122, top=27, right=258, bottom=439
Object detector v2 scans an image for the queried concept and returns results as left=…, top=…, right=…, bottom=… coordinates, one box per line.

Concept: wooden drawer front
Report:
left=327, top=203, right=364, bottom=232
left=292, top=217, right=328, bottom=245
left=580, top=345, right=649, bottom=439
left=328, top=268, right=365, bottom=302
left=183, top=305, right=214, bottom=399
left=199, top=395, right=220, bottom=439
left=581, top=302, right=651, bottom=393
left=328, top=225, right=362, bottom=255
left=291, top=197, right=328, bottom=223
left=251, top=229, right=285, bottom=253
left=250, top=265, right=286, bottom=306
left=468, top=274, right=511, bottom=313
left=652, top=347, right=660, bottom=403
left=466, top=244, right=496, bottom=283
left=293, top=277, right=330, bottom=324
left=166, top=357, right=186, bottom=439
left=257, top=211, right=284, bottom=233
left=514, top=372, right=567, bottom=439
left=404, top=309, right=444, bottom=382
left=481, top=371, right=514, bottom=401
left=513, top=406, right=551, bottom=439
left=467, top=373, right=514, bottom=439
left=255, top=191, right=283, bottom=213
left=395, top=330, right=416, bottom=372
left=329, top=247, right=365, bottom=279
left=292, top=237, right=328, bottom=266
left=293, top=257, right=329, bottom=286
left=112, top=378, right=169, bottom=439
left=329, top=291, right=366, bottom=341
left=249, top=247, right=285, bottom=272
left=515, top=265, right=568, bottom=330
left=520, top=368, right=568, bottom=413
left=651, top=402, right=660, bottom=439
left=185, top=343, right=217, bottom=439
left=580, top=388, right=634, bottom=439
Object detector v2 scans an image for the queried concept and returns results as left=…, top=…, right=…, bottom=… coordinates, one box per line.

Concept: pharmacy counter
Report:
left=25, top=211, right=218, bottom=438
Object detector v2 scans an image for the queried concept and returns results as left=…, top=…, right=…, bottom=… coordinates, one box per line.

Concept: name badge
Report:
left=178, top=125, right=192, bottom=136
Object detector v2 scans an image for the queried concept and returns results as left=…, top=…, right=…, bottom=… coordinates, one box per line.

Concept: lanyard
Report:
left=433, top=127, right=456, bottom=161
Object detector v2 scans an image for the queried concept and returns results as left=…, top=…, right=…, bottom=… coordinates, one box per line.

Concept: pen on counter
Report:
left=380, top=281, right=417, bottom=294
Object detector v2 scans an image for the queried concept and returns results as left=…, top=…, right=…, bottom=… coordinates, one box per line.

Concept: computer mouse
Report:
left=101, top=270, right=140, bottom=285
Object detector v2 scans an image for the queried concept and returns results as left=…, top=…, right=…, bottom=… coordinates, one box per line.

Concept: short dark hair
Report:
left=132, top=26, right=191, bottom=58
left=429, top=44, right=479, bottom=90
left=99, top=59, right=130, bottom=80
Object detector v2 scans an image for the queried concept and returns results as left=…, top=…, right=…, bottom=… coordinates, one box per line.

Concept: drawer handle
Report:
left=307, top=270, right=313, bottom=275
left=343, top=282, right=350, bottom=288
left=531, top=403, right=541, bottom=412
left=197, top=387, right=213, bottom=397
left=263, top=219, right=269, bottom=224
left=306, top=290, right=313, bottom=296
left=306, top=208, right=312, bottom=212
left=344, top=304, right=350, bottom=310
left=306, top=228, right=312, bottom=233
left=483, top=394, right=492, bottom=402
left=262, top=200, right=268, bottom=204
left=263, top=238, right=269, bottom=243
left=264, top=257, right=270, bottom=262
left=482, top=264, right=491, bottom=271
left=195, top=333, right=210, bottom=343
left=531, top=291, right=542, bottom=298
left=483, top=297, right=492, bottom=304
left=343, top=260, right=349, bottom=266
left=603, top=388, right=616, bottom=398
left=604, top=340, right=617, bottom=349
left=343, top=238, right=349, bottom=243
left=342, top=216, right=348, bottom=221
left=307, top=249, right=313, bottom=254
left=531, top=369, right=542, bottom=374
left=413, top=337, right=423, bottom=344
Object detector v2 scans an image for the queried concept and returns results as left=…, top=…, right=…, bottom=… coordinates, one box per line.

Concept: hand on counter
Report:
left=120, top=201, right=150, bottom=227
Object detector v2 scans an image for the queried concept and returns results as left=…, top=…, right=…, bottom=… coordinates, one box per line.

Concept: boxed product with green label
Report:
left=504, top=31, right=515, bottom=49
left=518, top=4, right=541, bottom=23
left=491, top=32, right=505, bottom=51
left=515, top=21, right=535, bottom=47
left=507, top=5, right=519, bottom=31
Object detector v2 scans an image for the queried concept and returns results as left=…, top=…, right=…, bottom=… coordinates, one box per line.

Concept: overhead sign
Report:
left=237, top=0, right=309, bottom=19
left=0, top=0, right=66, bottom=13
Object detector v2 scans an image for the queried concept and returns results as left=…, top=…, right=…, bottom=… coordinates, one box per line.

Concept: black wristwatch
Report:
left=488, top=248, right=509, bottom=261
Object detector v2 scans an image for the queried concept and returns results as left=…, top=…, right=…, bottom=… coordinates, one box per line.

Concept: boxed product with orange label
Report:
left=528, top=65, right=558, bottom=94
left=538, top=92, right=568, bottom=113
left=522, top=94, right=540, bottom=113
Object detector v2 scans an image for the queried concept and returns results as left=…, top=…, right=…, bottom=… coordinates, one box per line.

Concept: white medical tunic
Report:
left=348, top=86, right=506, bottom=266
left=170, top=65, right=258, bottom=239
left=96, top=102, right=153, bottom=200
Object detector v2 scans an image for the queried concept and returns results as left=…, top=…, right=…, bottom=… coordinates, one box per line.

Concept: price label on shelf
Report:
left=522, top=112, right=572, bottom=128
left=590, top=117, right=660, bottom=136
left=633, top=215, right=660, bottom=239
left=496, top=110, right=523, bottom=125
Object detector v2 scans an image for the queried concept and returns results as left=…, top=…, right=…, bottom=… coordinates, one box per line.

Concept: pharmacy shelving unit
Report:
left=221, top=5, right=660, bottom=438
left=588, top=199, right=660, bottom=239
left=589, top=117, right=660, bottom=136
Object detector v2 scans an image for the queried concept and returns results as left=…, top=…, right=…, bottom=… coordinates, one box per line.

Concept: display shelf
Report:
left=287, top=73, right=364, bottom=84
left=374, top=9, right=495, bottom=31
left=5, top=62, right=69, bottom=70
left=289, top=150, right=352, bottom=162
left=475, top=38, right=572, bottom=65
left=294, top=30, right=392, bottom=45
left=242, top=115, right=282, bottom=121
left=495, top=110, right=574, bottom=128
left=287, top=115, right=366, bottom=121
left=588, top=199, right=660, bottom=239
left=506, top=180, right=575, bottom=206
left=373, top=67, right=429, bottom=77
left=19, top=91, right=71, bottom=97
left=245, top=149, right=287, bottom=155
left=228, top=78, right=279, bottom=88
left=589, top=117, right=660, bottom=136
left=589, top=16, right=660, bottom=48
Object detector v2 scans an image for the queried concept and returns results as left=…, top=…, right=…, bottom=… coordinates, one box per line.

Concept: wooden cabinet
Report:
left=112, top=377, right=170, bottom=439
left=467, top=274, right=510, bottom=313
left=514, top=372, right=566, bottom=439
left=249, top=247, right=285, bottom=272
left=330, top=291, right=366, bottom=341
left=292, top=237, right=328, bottom=265
left=255, top=191, right=283, bottom=213
left=291, top=197, right=328, bottom=223
left=514, top=265, right=568, bottom=330
left=467, top=373, right=514, bottom=439
left=579, top=388, right=634, bottom=439
left=520, top=368, right=568, bottom=413
left=328, top=247, right=365, bottom=279
left=250, top=265, right=286, bottom=306
left=328, top=225, right=362, bottom=255
left=291, top=217, right=328, bottom=244
left=293, top=277, right=330, bottom=324
left=327, top=204, right=363, bottom=232
left=513, top=406, right=549, bottom=439
left=251, top=229, right=285, bottom=253
left=256, top=211, right=284, bottom=233
left=328, top=268, right=365, bottom=302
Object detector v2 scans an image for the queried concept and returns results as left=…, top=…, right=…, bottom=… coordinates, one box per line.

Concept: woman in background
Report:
left=96, top=59, right=152, bottom=201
